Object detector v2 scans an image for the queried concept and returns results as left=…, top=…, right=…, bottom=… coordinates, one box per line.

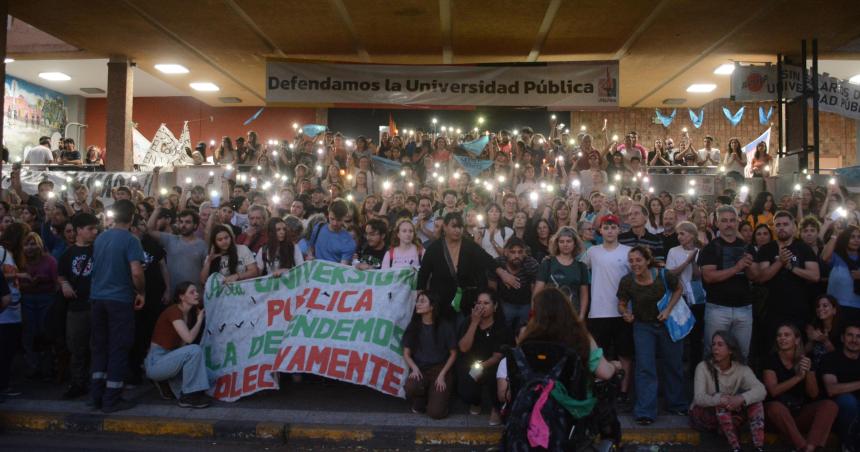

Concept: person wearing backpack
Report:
left=255, top=217, right=303, bottom=277
left=380, top=219, right=423, bottom=270
left=617, top=245, right=688, bottom=425
left=690, top=330, right=766, bottom=452
left=499, top=287, right=620, bottom=451
left=402, top=291, right=458, bottom=419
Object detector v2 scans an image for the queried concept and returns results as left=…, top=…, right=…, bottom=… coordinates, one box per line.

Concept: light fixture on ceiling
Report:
left=713, top=64, right=735, bottom=75
left=662, top=98, right=686, bottom=105
left=154, top=64, right=189, bottom=74
left=189, top=82, right=219, bottom=92
left=4, top=58, right=14, bottom=64
left=686, top=83, right=717, bottom=93
left=39, top=72, right=71, bottom=81
left=80, top=87, right=106, bottom=94
left=219, top=97, right=242, bottom=103
left=849, top=74, right=860, bottom=85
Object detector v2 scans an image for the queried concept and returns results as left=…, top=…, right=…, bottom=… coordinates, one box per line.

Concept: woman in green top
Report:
left=617, top=245, right=687, bottom=425
left=533, top=227, right=590, bottom=319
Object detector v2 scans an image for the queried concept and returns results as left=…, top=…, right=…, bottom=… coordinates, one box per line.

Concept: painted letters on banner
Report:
left=732, top=65, right=860, bottom=120
left=138, top=122, right=195, bottom=171
left=266, top=61, right=619, bottom=107
left=202, top=261, right=417, bottom=402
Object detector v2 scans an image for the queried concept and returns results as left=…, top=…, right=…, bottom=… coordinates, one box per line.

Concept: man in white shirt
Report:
left=583, top=214, right=632, bottom=400
left=24, top=136, right=54, bottom=165
left=697, top=135, right=720, bottom=166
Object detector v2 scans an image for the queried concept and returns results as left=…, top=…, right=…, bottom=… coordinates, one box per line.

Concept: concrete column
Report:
left=105, top=57, right=133, bottom=171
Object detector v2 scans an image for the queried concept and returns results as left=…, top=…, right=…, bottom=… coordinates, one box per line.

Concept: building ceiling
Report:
left=7, top=0, right=860, bottom=108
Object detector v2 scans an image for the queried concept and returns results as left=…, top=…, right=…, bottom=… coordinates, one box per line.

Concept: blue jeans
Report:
left=90, top=299, right=135, bottom=407
left=501, top=302, right=530, bottom=333
left=145, top=344, right=210, bottom=397
left=704, top=304, right=753, bottom=359
left=633, top=321, right=687, bottom=419
left=834, top=393, right=859, bottom=441
left=21, top=293, right=55, bottom=373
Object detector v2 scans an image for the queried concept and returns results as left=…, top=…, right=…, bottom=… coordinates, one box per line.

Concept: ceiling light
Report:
left=713, top=64, right=735, bottom=75
left=849, top=74, right=860, bottom=85
left=39, top=72, right=71, bottom=81
left=662, top=98, right=686, bottom=105
left=80, top=87, right=105, bottom=94
left=189, top=82, right=219, bottom=92
left=218, top=97, right=242, bottom=103
left=686, top=83, right=717, bottom=93
left=155, top=64, right=189, bottom=74
left=4, top=58, right=14, bottom=64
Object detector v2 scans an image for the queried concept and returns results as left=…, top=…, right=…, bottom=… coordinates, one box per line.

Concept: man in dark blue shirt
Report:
left=89, top=200, right=145, bottom=412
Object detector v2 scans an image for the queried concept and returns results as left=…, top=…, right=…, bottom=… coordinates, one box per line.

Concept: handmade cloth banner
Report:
left=266, top=61, right=619, bottom=107
left=371, top=155, right=402, bottom=177
left=138, top=122, right=195, bottom=171
left=722, top=106, right=745, bottom=126
left=453, top=155, right=494, bottom=178
left=688, top=108, right=704, bottom=128
left=655, top=109, right=676, bottom=127
left=732, top=65, right=860, bottom=120
left=460, top=135, right=490, bottom=157
left=742, top=127, right=771, bottom=178
left=0, top=169, right=154, bottom=201
left=201, top=261, right=417, bottom=402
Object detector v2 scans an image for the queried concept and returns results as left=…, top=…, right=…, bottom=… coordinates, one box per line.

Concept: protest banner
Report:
left=732, top=65, right=860, bottom=120
left=267, top=61, right=619, bottom=107
left=371, top=155, right=402, bottom=177
left=201, top=261, right=417, bottom=402
left=138, top=122, right=195, bottom=171
left=0, top=169, right=153, bottom=203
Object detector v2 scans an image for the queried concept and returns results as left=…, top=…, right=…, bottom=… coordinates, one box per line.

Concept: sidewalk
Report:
left=0, top=377, right=813, bottom=449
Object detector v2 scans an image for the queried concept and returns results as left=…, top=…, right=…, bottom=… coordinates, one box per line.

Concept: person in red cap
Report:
left=582, top=214, right=632, bottom=403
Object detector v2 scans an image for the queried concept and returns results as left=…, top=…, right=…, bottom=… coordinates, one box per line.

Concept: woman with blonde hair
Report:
left=381, top=218, right=423, bottom=270
left=533, top=226, right=589, bottom=319
left=668, top=221, right=705, bottom=367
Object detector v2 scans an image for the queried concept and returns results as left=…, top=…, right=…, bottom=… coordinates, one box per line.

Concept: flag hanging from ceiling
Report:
left=388, top=114, right=398, bottom=137
left=688, top=108, right=704, bottom=129
left=722, top=106, right=745, bottom=126
left=655, top=109, right=676, bottom=127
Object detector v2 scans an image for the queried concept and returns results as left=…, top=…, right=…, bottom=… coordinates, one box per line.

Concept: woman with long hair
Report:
left=691, top=207, right=714, bottom=247
left=479, top=203, right=513, bottom=259
left=822, top=225, right=860, bottom=322
left=751, top=223, right=773, bottom=254
left=747, top=191, right=776, bottom=233
left=534, top=227, right=589, bottom=319
left=514, top=164, right=538, bottom=196
left=201, top=224, right=258, bottom=284
left=402, top=291, right=457, bottom=419
left=456, top=291, right=509, bottom=425
left=256, top=218, right=303, bottom=277
left=511, top=211, right=529, bottom=241
left=646, top=197, right=664, bottom=234
left=806, top=295, right=841, bottom=368
left=751, top=142, right=772, bottom=177
left=381, top=218, right=423, bottom=269
left=618, top=246, right=687, bottom=424
left=528, top=218, right=552, bottom=262
left=723, top=138, right=747, bottom=177
left=762, top=323, right=838, bottom=452
left=215, top=136, right=236, bottom=164
left=18, top=232, right=58, bottom=379
left=144, top=282, right=211, bottom=408
left=690, top=331, right=767, bottom=452
left=0, top=222, right=29, bottom=395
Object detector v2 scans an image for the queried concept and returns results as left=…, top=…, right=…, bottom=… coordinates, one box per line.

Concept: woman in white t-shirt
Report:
left=666, top=221, right=701, bottom=305
left=479, top=203, right=513, bottom=259
left=201, top=224, right=258, bottom=284
left=381, top=219, right=423, bottom=270
left=256, top=218, right=303, bottom=276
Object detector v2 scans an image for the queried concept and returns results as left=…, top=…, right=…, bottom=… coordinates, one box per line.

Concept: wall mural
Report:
left=3, top=75, right=68, bottom=160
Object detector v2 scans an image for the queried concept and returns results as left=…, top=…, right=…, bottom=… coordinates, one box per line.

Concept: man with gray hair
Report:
left=696, top=205, right=755, bottom=358
left=237, top=204, right=269, bottom=254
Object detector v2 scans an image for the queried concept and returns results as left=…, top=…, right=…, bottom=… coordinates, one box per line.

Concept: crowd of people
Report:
left=1, top=118, right=859, bottom=451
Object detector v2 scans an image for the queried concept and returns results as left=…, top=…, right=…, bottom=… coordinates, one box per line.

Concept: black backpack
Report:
left=502, top=342, right=589, bottom=452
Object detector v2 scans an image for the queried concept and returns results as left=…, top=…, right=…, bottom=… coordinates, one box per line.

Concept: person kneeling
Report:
left=690, top=331, right=766, bottom=452
left=144, top=282, right=210, bottom=408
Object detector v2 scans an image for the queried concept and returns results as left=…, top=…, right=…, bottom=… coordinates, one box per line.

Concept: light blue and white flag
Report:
left=301, top=124, right=327, bottom=137
left=371, top=155, right=402, bottom=176
left=453, top=155, right=494, bottom=178
left=459, top=135, right=490, bottom=157
left=742, top=127, right=771, bottom=177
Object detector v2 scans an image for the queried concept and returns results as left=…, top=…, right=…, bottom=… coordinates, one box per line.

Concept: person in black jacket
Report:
left=417, top=213, right=521, bottom=322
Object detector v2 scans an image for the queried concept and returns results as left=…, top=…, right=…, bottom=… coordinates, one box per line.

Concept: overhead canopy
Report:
left=7, top=0, right=860, bottom=108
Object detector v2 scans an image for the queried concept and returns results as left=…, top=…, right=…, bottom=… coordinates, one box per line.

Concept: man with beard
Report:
left=488, top=237, right=537, bottom=333
left=754, top=211, right=820, bottom=337
left=354, top=219, right=387, bottom=270
left=146, top=206, right=208, bottom=297
left=237, top=205, right=268, bottom=254
left=661, top=209, right=680, bottom=251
